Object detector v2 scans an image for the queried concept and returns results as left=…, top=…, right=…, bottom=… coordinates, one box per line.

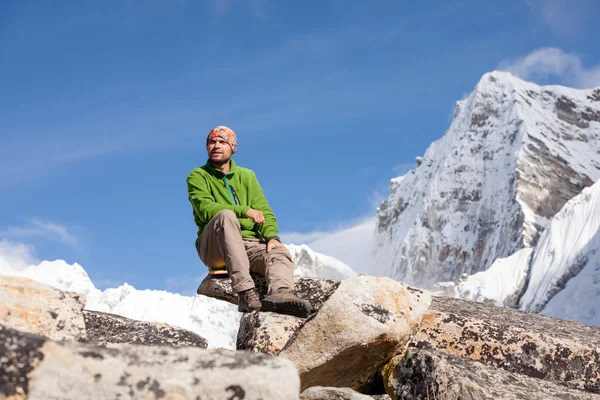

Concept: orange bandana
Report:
left=207, top=126, right=237, bottom=153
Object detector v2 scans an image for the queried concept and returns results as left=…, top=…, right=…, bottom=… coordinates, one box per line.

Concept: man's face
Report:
left=206, top=137, right=233, bottom=165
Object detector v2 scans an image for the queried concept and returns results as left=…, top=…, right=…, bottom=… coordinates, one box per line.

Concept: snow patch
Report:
left=437, top=248, right=532, bottom=307
left=287, top=244, right=357, bottom=280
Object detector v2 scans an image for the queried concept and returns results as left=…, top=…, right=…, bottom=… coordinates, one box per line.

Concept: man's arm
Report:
left=248, top=171, right=279, bottom=239
left=187, top=170, right=250, bottom=223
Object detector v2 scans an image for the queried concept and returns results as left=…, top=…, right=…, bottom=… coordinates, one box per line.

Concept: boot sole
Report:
left=261, top=298, right=311, bottom=318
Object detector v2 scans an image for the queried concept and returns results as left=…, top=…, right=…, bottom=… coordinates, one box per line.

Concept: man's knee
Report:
left=212, top=210, right=238, bottom=227
left=267, top=247, right=293, bottom=265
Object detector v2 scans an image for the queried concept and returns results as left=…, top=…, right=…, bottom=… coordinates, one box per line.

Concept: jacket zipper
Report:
left=222, top=176, right=238, bottom=205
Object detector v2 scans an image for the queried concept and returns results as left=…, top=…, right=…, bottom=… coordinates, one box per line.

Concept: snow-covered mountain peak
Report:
left=287, top=244, right=357, bottom=280
left=373, top=72, right=600, bottom=286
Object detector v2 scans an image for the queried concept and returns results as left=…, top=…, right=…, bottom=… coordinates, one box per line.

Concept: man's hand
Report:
left=246, top=208, right=265, bottom=224
left=266, top=239, right=284, bottom=253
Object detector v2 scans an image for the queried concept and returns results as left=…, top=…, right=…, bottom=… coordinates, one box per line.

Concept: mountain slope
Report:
left=373, top=72, right=600, bottom=285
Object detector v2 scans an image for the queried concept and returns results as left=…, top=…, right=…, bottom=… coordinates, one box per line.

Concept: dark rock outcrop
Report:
left=384, top=348, right=600, bottom=400
left=0, top=323, right=300, bottom=399
left=198, top=273, right=340, bottom=314
left=301, top=386, right=391, bottom=399
left=409, top=296, right=600, bottom=393
left=82, top=310, right=208, bottom=348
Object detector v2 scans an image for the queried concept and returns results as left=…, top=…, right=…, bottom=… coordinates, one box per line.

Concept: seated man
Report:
left=187, top=126, right=311, bottom=318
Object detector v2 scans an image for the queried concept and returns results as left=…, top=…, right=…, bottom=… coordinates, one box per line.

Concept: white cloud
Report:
left=498, top=47, right=600, bottom=89
left=0, top=239, right=38, bottom=271
left=281, top=218, right=376, bottom=274
left=0, top=219, right=80, bottom=248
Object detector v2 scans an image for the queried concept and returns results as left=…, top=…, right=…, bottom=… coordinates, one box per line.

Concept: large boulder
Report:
left=82, top=310, right=208, bottom=348
left=198, top=273, right=340, bottom=313
left=383, top=348, right=600, bottom=400
left=276, top=276, right=432, bottom=391
left=410, top=296, right=600, bottom=393
left=0, top=275, right=86, bottom=342
left=0, top=323, right=300, bottom=399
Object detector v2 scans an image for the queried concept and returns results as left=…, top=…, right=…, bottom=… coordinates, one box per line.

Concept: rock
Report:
left=410, top=296, right=600, bottom=393
left=82, top=310, right=208, bottom=348
left=198, top=273, right=340, bottom=313
left=301, top=386, right=387, bottom=399
left=0, top=323, right=300, bottom=400
left=196, top=274, right=236, bottom=303
left=279, top=276, right=432, bottom=391
left=383, top=348, right=600, bottom=400
left=237, top=311, right=304, bottom=353
left=0, top=275, right=86, bottom=342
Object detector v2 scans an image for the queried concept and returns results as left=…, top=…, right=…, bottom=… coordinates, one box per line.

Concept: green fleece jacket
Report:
left=187, top=159, right=279, bottom=241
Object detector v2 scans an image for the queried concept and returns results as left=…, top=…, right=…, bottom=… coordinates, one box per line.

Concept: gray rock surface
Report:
left=83, top=309, right=208, bottom=348
left=198, top=273, right=340, bottom=313
left=301, top=386, right=389, bottom=399
left=0, top=275, right=86, bottom=342
left=384, top=348, right=600, bottom=400
left=410, top=296, right=600, bottom=393
left=279, top=276, right=432, bottom=391
left=0, top=323, right=300, bottom=400
left=237, top=311, right=304, bottom=354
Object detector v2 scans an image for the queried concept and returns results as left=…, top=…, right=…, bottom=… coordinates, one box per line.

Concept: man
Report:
left=187, top=126, right=311, bottom=318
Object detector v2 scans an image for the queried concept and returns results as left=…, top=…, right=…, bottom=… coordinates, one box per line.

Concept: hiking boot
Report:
left=237, top=288, right=262, bottom=313
left=261, top=290, right=312, bottom=318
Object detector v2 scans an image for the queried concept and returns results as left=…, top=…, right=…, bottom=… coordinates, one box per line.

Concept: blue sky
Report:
left=1, top=0, right=600, bottom=293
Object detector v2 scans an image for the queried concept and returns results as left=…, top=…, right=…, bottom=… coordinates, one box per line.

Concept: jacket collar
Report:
left=203, top=158, right=237, bottom=177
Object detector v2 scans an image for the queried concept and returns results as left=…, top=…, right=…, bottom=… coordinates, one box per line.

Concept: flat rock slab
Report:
left=0, top=275, right=86, bottom=342
left=280, top=276, right=432, bottom=391
left=301, top=386, right=390, bottom=399
left=0, top=323, right=300, bottom=400
left=410, top=296, right=600, bottom=393
left=83, top=310, right=208, bottom=348
left=237, top=311, right=304, bottom=354
left=198, top=273, right=340, bottom=314
left=383, top=348, right=600, bottom=400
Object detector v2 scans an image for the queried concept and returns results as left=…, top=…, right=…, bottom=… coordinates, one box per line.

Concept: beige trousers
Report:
left=196, top=210, right=294, bottom=294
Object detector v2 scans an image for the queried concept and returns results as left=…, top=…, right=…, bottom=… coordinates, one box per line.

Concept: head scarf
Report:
left=207, top=126, right=237, bottom=153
